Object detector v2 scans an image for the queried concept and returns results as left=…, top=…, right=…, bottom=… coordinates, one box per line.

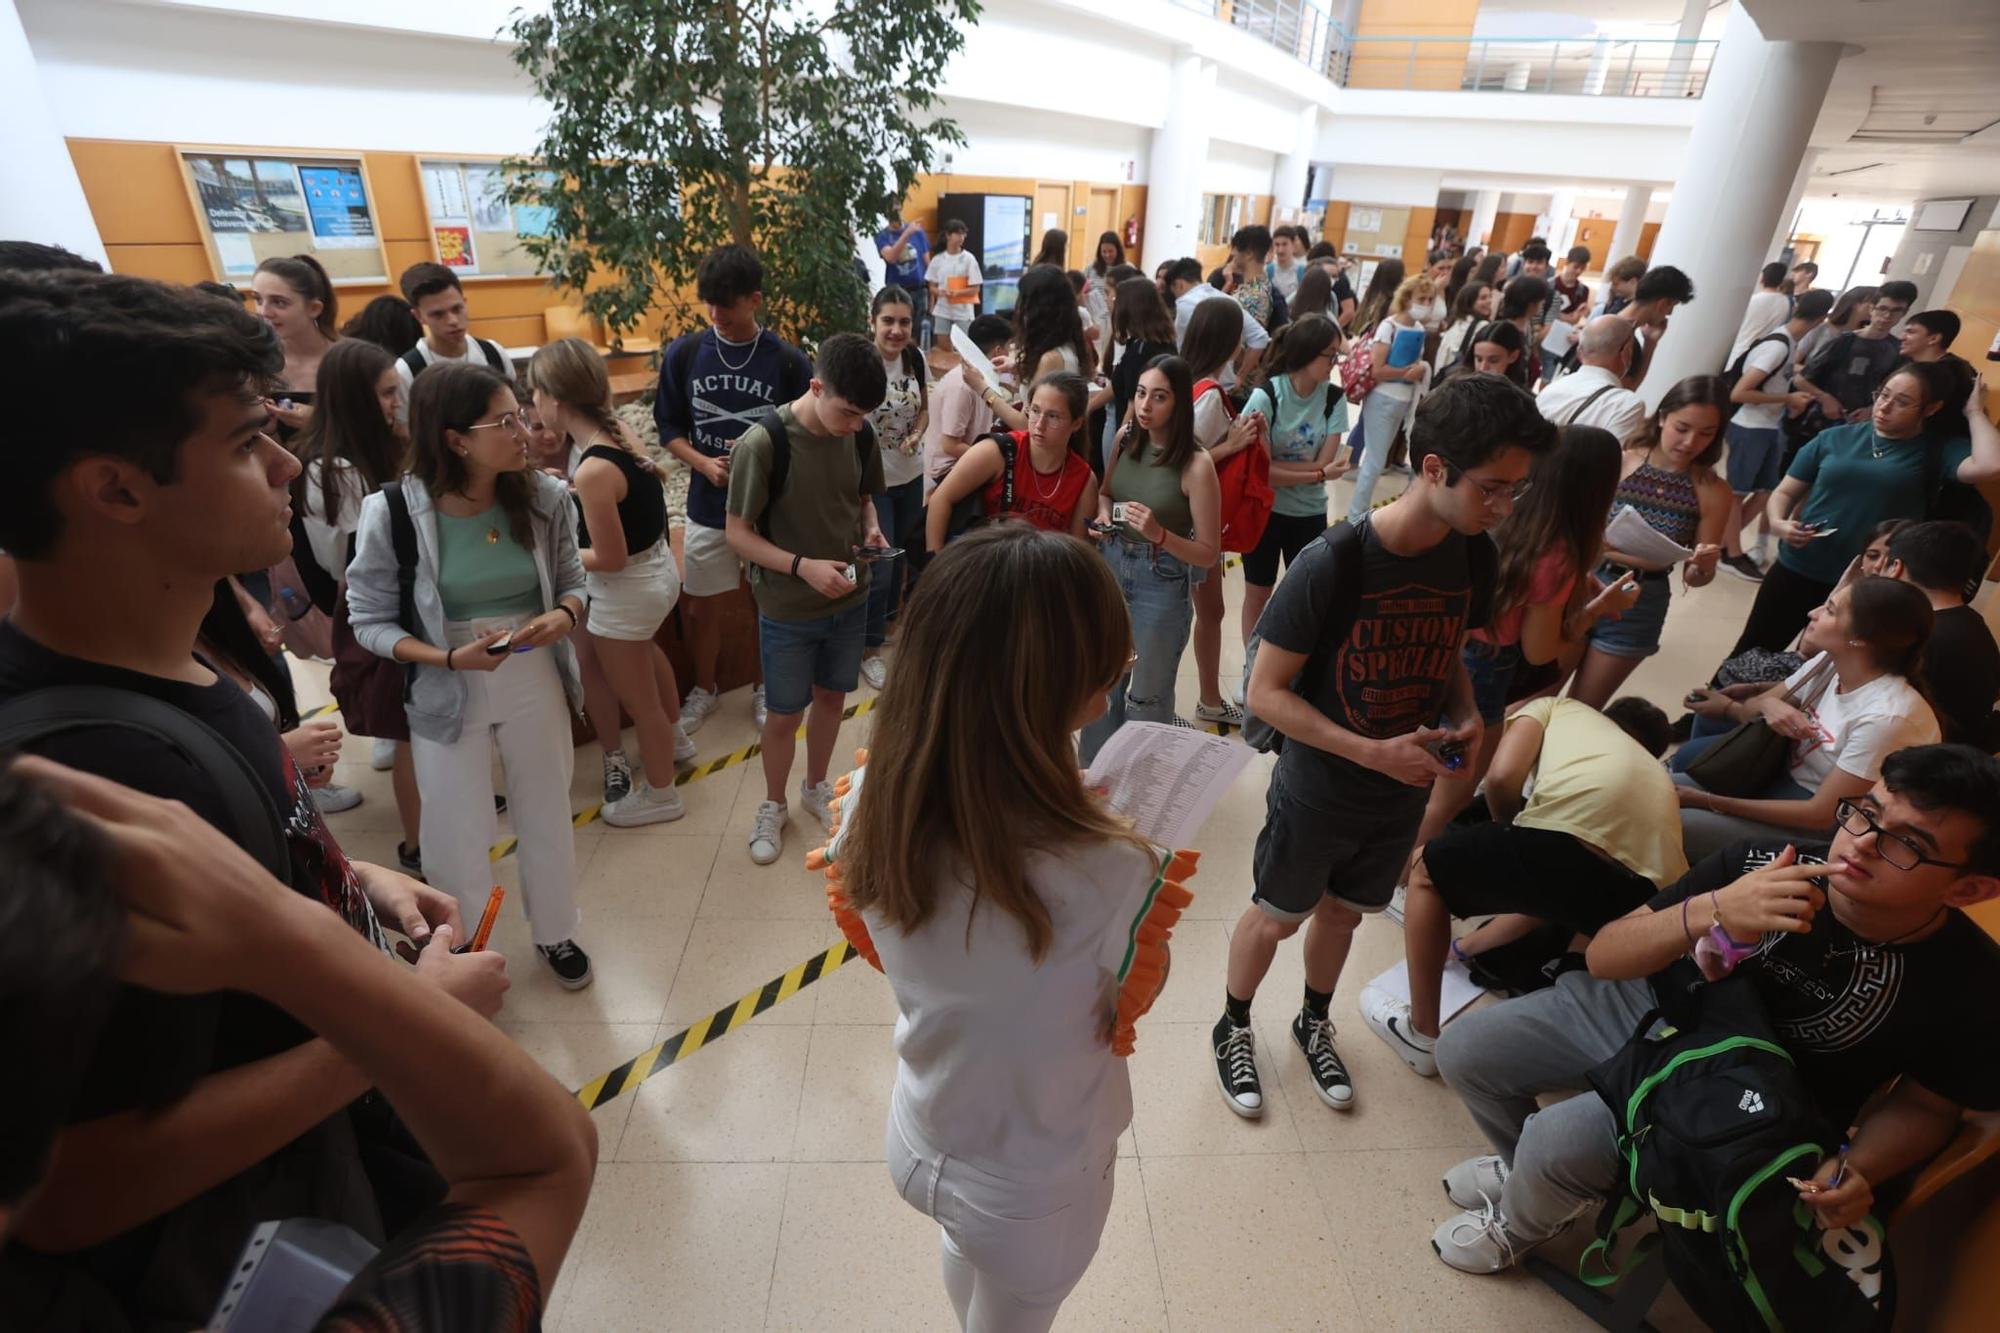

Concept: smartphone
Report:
left=851, top=544, right=905, bottom=563
left=485, top=634, right=514, bottom=656
left=1427, top=737, right=1467, bottom=772
left=1111, top=502, right=1130, bottom=525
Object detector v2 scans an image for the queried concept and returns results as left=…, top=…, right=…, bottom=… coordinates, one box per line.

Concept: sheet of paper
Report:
left=1605, top=505, right=1692, bottom=567
left=1369, top=957, right=1485, bottom=1025
left=950, top=322, right=1005, bottom=393
left=1084, top=721, right=1254, bottom=847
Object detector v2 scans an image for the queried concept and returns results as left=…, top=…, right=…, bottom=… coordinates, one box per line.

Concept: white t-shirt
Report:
left=392, top=338, right=511, bottom=422
left=1268, top=258, right=1307, bottom=300
left=925, top=249, right=983, bottom=318
left=1536, top=365, right=1648, bottom=446
left=871, top=351, right=930, bottom=488
left=866, top=833, right=1169, bottom=1183
left=1783, top=652, right=1940, bottom=790
left=1371, top=316, right=1421, bottom=400
left=301, top=458, right=369, bottom=578
left=1729, top=290, right=1792, bottom=364
left=1731, top=330, right=1797, bottom=432
left=1193, top=386, right=1233, bottom=448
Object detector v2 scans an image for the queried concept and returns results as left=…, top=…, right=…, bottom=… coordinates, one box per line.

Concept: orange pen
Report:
left=469, top=886, right=505, bottom=952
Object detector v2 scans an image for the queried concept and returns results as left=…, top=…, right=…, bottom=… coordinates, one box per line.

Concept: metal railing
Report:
left=1168, top=0, right=1715, bottom=99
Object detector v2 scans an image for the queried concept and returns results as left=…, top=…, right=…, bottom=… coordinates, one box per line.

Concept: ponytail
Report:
left=255, top=254, right=339, bottom=340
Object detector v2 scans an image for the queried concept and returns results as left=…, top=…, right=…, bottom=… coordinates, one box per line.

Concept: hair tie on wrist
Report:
left=446, top=646, right=457, bottom=671
left=791, top=553, right=803, bottom=579
left=556, top=603, right=578, bottom=628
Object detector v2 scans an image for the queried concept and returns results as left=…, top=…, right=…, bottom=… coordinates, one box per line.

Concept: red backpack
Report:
left=1191, top=379, right=1274, bottom=554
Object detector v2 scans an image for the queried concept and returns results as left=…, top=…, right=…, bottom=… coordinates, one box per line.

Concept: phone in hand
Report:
left=851, top=544, right=905, bottom=563
left=485, top=634, right=514, bottom=656
left=1426, top=735, right=1468, bottom=772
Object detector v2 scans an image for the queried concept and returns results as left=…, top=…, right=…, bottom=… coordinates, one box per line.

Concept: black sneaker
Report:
left=1720, top=552, right=1765, bottom=583
left=536, top=939, right=593, bottom=990
left=1211, top=1014, right=1264, bottom=1118
left=1291, top=1009, right=1355, bottom=1110
left=397, top=842, right=423, bottom=876
left=602, top=750, right=633, bottom=805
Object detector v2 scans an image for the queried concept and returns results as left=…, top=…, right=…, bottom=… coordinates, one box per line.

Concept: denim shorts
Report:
left=1462, top=637, right=1523, bottom=724
left=1585, top=567, right=1672, bottom=660
left=759, top=604, right=866, bottom=715
left=1724, top=422, right=1784, bottom=495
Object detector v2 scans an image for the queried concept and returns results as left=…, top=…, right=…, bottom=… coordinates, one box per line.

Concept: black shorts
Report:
left=1251, top=754, right=1428, bottom=920
left=1242, top=511, right=1329, bottom=588
left=1418, top=821, right=1655, bottom=935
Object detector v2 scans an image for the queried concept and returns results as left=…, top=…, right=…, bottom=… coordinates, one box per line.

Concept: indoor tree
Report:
left=506, top=0, right=978, bottom=348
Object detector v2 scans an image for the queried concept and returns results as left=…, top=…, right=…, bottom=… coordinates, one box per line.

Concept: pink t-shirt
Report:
left=922, top=365, right=995, bottom=494
left=1470, top=549, right=1575, bottom=647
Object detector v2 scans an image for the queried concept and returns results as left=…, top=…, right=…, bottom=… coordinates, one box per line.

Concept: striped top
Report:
left=1610, top=455, right=1701, bottom=551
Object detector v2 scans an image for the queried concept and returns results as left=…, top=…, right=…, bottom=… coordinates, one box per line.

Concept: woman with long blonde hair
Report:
left=1345, top=272, right=1435, bottom=524
left=529, top=337, right=695, bottom=826
left=829, top=524, right=1191, bottom=1331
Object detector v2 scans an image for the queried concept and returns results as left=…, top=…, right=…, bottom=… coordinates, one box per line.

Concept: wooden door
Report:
left=1033, top=183, right=1071, bottom=263
left=1571, top=217, right=1617, bottom=269
left=1085, top=187, right=1118, bottom=256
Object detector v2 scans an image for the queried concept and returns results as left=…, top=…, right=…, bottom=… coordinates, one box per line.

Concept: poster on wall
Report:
left=434, top=225, right=477, bottom=271
left=1349, top=206, right=1383, bottom=234
left=465, top=166, right=514, bottom=232
left=297, top=165, right=378, bottom=248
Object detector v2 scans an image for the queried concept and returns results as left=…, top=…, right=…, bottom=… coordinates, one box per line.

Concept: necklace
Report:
left=1824, top=906, right=1947, bottom=960
left=714, top=328, right=759, bottom=372
left=1868, top=433, right=1891, bottom=460
left=1025, top=446, right=1066, bottom=502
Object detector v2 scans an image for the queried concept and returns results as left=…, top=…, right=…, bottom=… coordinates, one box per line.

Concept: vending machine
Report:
left=937, top=191, right=1033, bottom=313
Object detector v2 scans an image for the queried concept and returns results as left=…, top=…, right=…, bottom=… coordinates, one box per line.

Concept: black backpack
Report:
left=1719, top=332, right=1791, bottom=426
left=1581, top=971, right=1895, bottom=1332
left=0, top=685, right=289, bottom=880
left=381, top=482, right=423, bottom=702
left=752, top=409, right=877, bottom=540
left=943, top=430, right=1019, bottom=544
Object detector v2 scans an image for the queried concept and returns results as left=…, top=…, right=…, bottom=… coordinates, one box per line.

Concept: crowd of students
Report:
left=1, top=210, right=1998, bottom=1333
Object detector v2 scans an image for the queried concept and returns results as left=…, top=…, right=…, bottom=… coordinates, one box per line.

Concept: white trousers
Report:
left=886, top=1110, right=1116, bottom=1333
left=410, top=617, right=580, bottom=946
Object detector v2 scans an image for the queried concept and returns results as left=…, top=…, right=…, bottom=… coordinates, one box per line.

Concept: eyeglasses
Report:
left=465, top=413, right=528, bottom=437
left=1872, top=385, right=1920, bottom=409
left=1835, top=800, right=1968, bottom=873
left=1442, top=460, right=1532, bottom=505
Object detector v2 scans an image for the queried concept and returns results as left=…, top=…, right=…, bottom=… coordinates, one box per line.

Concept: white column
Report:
left=1663, top=0, right=1708, bottom=96
left=1272, top=104, right=1318, bottom=216
left=1468, top=189, right=1500, bottom=249
left=1546, top=188, right=1578, bottom=254
left=1143, top=51, right=1212, bottom=267
left=1768, top=151, right=1817, bottom=261
left=1608, top=183, right=1652, bottom=265
left=0, top=0, right=107, bottom=266
left=1584, top=35, right=1611, bottom=96
left=1639, top=4, right=1839, bottom=404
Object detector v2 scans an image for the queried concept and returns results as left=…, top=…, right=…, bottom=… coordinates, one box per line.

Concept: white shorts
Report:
left=585, top=539, right=680, bottom=640
left=933, top=309, right=973, bottom=334
left=681, top=520, right=745, bottom=599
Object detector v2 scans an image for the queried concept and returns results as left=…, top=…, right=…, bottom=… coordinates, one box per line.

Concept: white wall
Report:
left=1318, top=165, right=1445, bottom=209
left=943, top=102, right=1151, bottom=183
left=1202, top=140, right=1279, bottom=196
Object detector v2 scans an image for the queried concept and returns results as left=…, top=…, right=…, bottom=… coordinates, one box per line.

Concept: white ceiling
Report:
left=1743, top=0, right=2000, bottom=199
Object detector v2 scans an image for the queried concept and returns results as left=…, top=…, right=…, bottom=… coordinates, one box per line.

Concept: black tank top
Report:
left=580, top=444, right=666, bottom=555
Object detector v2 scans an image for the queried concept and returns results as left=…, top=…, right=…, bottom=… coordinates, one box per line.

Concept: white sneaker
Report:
left=1384, top=883, right=1408, bottom=925
left=860, top=654, right=888, bottom=691
left=1433, top=1201, right=1537, bottom=1275
left=601, top=780, right=686, bottom=828
left=752, top=685, right=769, bottom=730
left=370, top=738, right=397, bottom=771
left=1359, top=984, right=1438, bottom=1077
left=749, top=799, right=788, bottom=865
left=674, top=723, right=698, bottom=771
left=1443, top=1154, right=1510, bottom=1210
left=680, top=686, right=719, bottom=735
left=1193, top=699, right=1245, bottom=726
left=311, top=783, right=362, bottom=814
left=800, top=778, right=836, bottom=829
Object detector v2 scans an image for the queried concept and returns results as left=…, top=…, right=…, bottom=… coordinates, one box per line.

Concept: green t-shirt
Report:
left=1778, top=423, right=1971, bottom=584
left=1244, top=376, right=1346, bottom=519
left=726, top=403, right=886, bottom=622
left=434, top=506, right=542, bottom=620
left=1107, top=440, right=1193, bottom=542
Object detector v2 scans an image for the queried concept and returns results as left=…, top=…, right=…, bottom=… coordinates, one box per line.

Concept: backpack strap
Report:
left=0, top=685, right=289, bottom=881
left=855, top=420, right=876, bottom=492
left=475, top=338, right=510, bottom=374
left=383, top=481, right=421, bottom=702
left=399, top=345, right=427, bottom=379
left=1465, top=527, right=1499, bottom=633
left=756, top=408, right=792, bottom=538
left=903, top=346, right=929, bottom=417
left=997, top=431, right=1018, bottom=512
left=1563, top=383, right=1620, bottom=426
left=1727, top=330, right=1790, bottom=379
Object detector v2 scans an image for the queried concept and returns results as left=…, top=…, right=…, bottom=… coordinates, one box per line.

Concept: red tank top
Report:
left=982, top=432, right=1093, bottom=533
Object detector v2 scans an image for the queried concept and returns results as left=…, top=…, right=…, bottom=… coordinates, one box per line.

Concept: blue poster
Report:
left=296, top=165, right=376, bottom=248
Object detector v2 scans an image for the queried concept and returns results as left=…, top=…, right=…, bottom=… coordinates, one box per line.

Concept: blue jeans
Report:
left=865, top=477, right=924, bottom=649
left=1078, top=539, right=1194, bottom=764
left=759, top=604, right=867, bottom=716
left=1345, top=388, right=1413, bottom=525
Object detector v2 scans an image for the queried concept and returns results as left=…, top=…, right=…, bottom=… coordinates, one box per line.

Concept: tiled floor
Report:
left=303, top=475, right=1746, bottom=1330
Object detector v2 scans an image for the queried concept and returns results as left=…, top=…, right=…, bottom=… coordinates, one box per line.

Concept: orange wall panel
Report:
left=70, top=140, right=201, bottom=246
left=363, top=152, right=429, bottom=242
left=104, top=244, right=219, bottom=286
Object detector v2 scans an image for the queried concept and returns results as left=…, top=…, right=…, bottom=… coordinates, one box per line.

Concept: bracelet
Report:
left=555, top=603, right=578, bottom=628
left=790, top=553, right=803, bottom=579
left=445, top=645, right=457, bottom=671
left=1681, top=894, right=1695, bottom=950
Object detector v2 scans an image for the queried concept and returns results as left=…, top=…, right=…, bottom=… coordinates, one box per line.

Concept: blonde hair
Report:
left=841, top=526, right=1146, bottom=962
left=527, top=336, right=641, bottom=457
left=1390, top=274, right=1436, bottom=316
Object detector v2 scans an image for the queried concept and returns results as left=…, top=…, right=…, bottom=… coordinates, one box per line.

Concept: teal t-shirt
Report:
left=1778, top=423, right=1971, bottom=584
left=435, top=506, right=543, bottom=620
left=1244, top=376, right=1347, bottom=518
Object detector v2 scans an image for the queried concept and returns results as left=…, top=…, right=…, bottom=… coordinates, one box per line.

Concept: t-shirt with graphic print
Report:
left=654, top=327, right=813, bottom=530
left=871, top=349, right=930, bottom=489
left=1648, top=839, right=2000, bottom=1128
left=1254, top=518, right=1495, bottom=797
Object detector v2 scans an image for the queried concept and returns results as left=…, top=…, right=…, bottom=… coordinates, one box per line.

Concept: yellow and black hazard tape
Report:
left=485, top=694, right=879, bottom=862
left=573, top=940, right=858, bottom=1110
left=304, top=701, right=340, bottom=720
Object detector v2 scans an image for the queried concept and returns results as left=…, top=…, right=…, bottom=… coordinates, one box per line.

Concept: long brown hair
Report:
left=528, top=336, right=642, bottom=457
left=1179, top=296, right=1243, bottom=381
left=407, top=363, right=534, bottom=547
left=1119, top=353, right=1198, bottom=472
left=1644, top=375, right=1730, bottom=470
left=840, top=525, right=1145, bottom=961
left=1488, top=424, right=1621, bottom=636
left=293, top=338, right=404, bottom=529
left=255, top=254, right=338, bottom=340
left=1110, top=276, right=1174, bottom=348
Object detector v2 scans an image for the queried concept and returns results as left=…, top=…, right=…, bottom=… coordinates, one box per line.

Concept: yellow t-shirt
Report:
left=1510, top=696, right=1688, bottom=888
